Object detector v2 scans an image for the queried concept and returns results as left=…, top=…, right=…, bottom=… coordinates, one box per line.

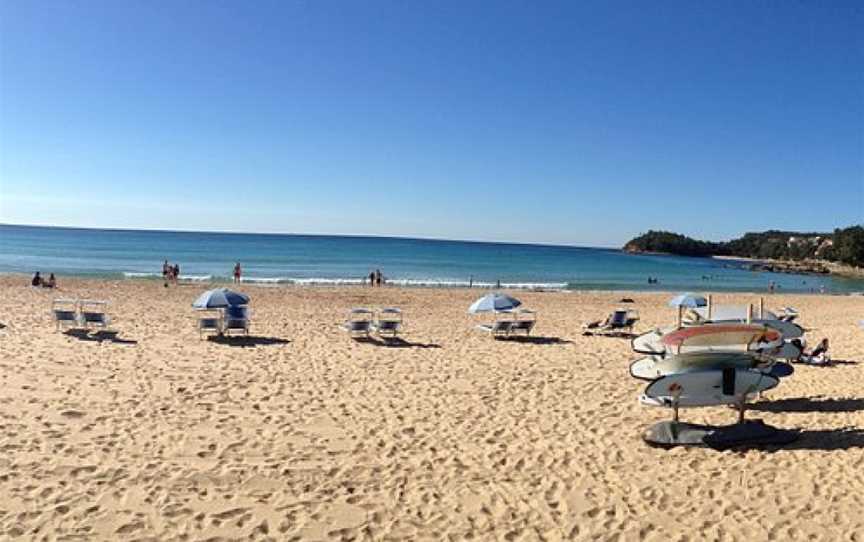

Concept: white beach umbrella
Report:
left=468, top=292, right=522, bottom=314
left=667, top=293, right=708, bottom=308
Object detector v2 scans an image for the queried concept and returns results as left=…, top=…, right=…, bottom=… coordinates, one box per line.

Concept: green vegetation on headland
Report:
left=623, top=226, right=864, bottom=274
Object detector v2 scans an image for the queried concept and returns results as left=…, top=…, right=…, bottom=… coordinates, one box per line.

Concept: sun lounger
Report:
left=52, top=299, right=81, bottom=331
left=79, top=300, right=111, bottom=330
left=374, top=308, right=403, bottom=338
left=583, top=309, right=638, bottom=335
left=476, top=320, right=513, bottom=337
left=778, top=307, right=799, bottom=322
left=197, top=313, right=223, bottom=338
left=223, top=305, right=250, bottom=336
left=509, top=308, right=536, bottom=335
left=795, top=338, right=831, bottom=365
left=345, top=308, right=374, bottom=338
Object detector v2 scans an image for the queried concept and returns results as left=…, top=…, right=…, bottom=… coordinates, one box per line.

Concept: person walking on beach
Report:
left=173, top=263, right=180, bottom=284
left=233, top=262, right=242, bottom=284
left=375, top=269, right=382, bottom=287
left=369, top=270, right=376, bottom=287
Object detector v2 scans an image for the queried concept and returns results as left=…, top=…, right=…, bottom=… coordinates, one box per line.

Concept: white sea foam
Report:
left=122, top=271, right=565, bottom=290
left=288, top=277, right=366, bottom=285
left=178, top=274, right=213, bottom=282
left=240, top=276, right=290, bottom=284
left=123, top=272, right=161, bottom=279
left=123, top=272, right=213, bottom=282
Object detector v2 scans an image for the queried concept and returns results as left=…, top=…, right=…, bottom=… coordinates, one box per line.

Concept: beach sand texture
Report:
left=1, top=276, right=863, bottom=541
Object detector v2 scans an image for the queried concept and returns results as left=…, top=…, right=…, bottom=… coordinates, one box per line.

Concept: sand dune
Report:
left=1, top=276, right=863, bottom=540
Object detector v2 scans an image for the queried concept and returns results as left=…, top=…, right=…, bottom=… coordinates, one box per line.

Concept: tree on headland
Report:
left=623, top=225, right=864, bottom=269
left=830, top=226, right=864, bottom=267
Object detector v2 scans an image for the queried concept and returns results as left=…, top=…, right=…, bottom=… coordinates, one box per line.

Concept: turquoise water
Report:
left=2, top=224, right=862, bottom=293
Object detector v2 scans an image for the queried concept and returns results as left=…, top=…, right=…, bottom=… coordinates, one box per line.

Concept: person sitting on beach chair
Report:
left=796, top=338, right=830, bottom=365
left=582, top=309, right=638, bottom=335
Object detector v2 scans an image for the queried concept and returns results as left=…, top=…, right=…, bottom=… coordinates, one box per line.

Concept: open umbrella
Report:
left=192, top=288, right=249, bottom=309
left=468, top=292, right=522, bottom=314
left=668, top=293, right=707, bottom=328
left=668, top=293, right=707, bottom=308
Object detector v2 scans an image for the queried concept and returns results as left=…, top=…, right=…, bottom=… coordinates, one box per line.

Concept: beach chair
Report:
left=196, top=311, right=223, bottom=338
left=345, top=308, right=374, bottom=338
left=52, top=299, right=81, bottom=331
left=778, top=307, right=799, bottom=322
left=79, top=300, right=111, bottom=330
left=374, top=308, right=403, bottom=338
left=223, top=305, right=250, bottom=336
left=583, top=309, right=639, bottom=335
left=796, top=338, right=831, bottom=365
left=509, top=308, right=537, bottom=336
left=476, top=319, right=513, bottom=338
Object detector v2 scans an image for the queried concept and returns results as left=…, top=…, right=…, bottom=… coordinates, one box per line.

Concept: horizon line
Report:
left=0, top=221, right=621, bottom=252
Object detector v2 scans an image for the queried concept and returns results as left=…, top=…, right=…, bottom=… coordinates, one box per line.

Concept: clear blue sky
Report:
left=1, top=0, right=862, bottom=247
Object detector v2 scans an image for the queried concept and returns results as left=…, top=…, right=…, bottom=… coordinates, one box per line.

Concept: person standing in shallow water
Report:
left=369, top=270, right=376, bottom=287
left=233, top=262, right=242, bottom=284
left=375, top=269, right=382, bottom=287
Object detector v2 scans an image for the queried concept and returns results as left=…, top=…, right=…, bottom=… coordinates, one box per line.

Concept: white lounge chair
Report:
left=509, top=308, right=537, bottom=336
left=374, top=308, right=403, bottom=338
left=345, top=308, right=373, bottom=338
left=197, top=311, right=223, bottom=338
left=52, top=299, right=81, bottom=331
left=223, top=305, right=250, bottom=336
left=79, top=300, right=111, bottom=330
left=796, top=338, right=831, bottom=365
left=476, top=320, right=513, bottom=337
left=583, top=309, right=639, bottom=335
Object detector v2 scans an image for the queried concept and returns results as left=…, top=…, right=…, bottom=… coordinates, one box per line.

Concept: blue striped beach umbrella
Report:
left=468, top=292, right=522, bottom=314
left=192, top=288, right=250, bottom=309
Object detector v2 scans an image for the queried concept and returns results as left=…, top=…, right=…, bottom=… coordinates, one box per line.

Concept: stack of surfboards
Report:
left=630, top=314, right=802, bottom=448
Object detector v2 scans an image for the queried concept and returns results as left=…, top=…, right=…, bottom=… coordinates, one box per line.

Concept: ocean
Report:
left=1, top=224, right=862, bottom=293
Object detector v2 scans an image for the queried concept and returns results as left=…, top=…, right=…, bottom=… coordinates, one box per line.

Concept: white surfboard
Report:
left=640, top=369, right=779, bottom=408
left=630, top=352, right=771, bottom=381
left=631, top=328, right=669, bottom=354
left=688, top=307, right=803, bottom=339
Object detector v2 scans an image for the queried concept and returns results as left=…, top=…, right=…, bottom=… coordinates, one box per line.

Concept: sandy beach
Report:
left=1, top=275, right=863, bottom=541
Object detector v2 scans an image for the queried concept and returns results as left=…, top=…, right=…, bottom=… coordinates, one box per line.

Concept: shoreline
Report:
left=6, top=273, right=861, bottom=296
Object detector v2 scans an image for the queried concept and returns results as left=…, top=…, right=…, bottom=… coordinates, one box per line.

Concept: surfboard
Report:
left=629, top=351, right=771, bottom=381
left=661, top=324, right=782, bottom=353
left=631, top=328, right=668, bottom=354
left=640, top=369, right=779, bottom=408
left=687, top=307, right=803, bottom=339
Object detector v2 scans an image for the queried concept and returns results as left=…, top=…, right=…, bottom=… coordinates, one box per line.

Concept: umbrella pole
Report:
left=677, top=306, right=683, bottom=328
left=707, top=295, right=713, bottom=320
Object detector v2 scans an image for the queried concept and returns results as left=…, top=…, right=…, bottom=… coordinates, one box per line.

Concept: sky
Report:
left=1, top=0, right=862, bottom=247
